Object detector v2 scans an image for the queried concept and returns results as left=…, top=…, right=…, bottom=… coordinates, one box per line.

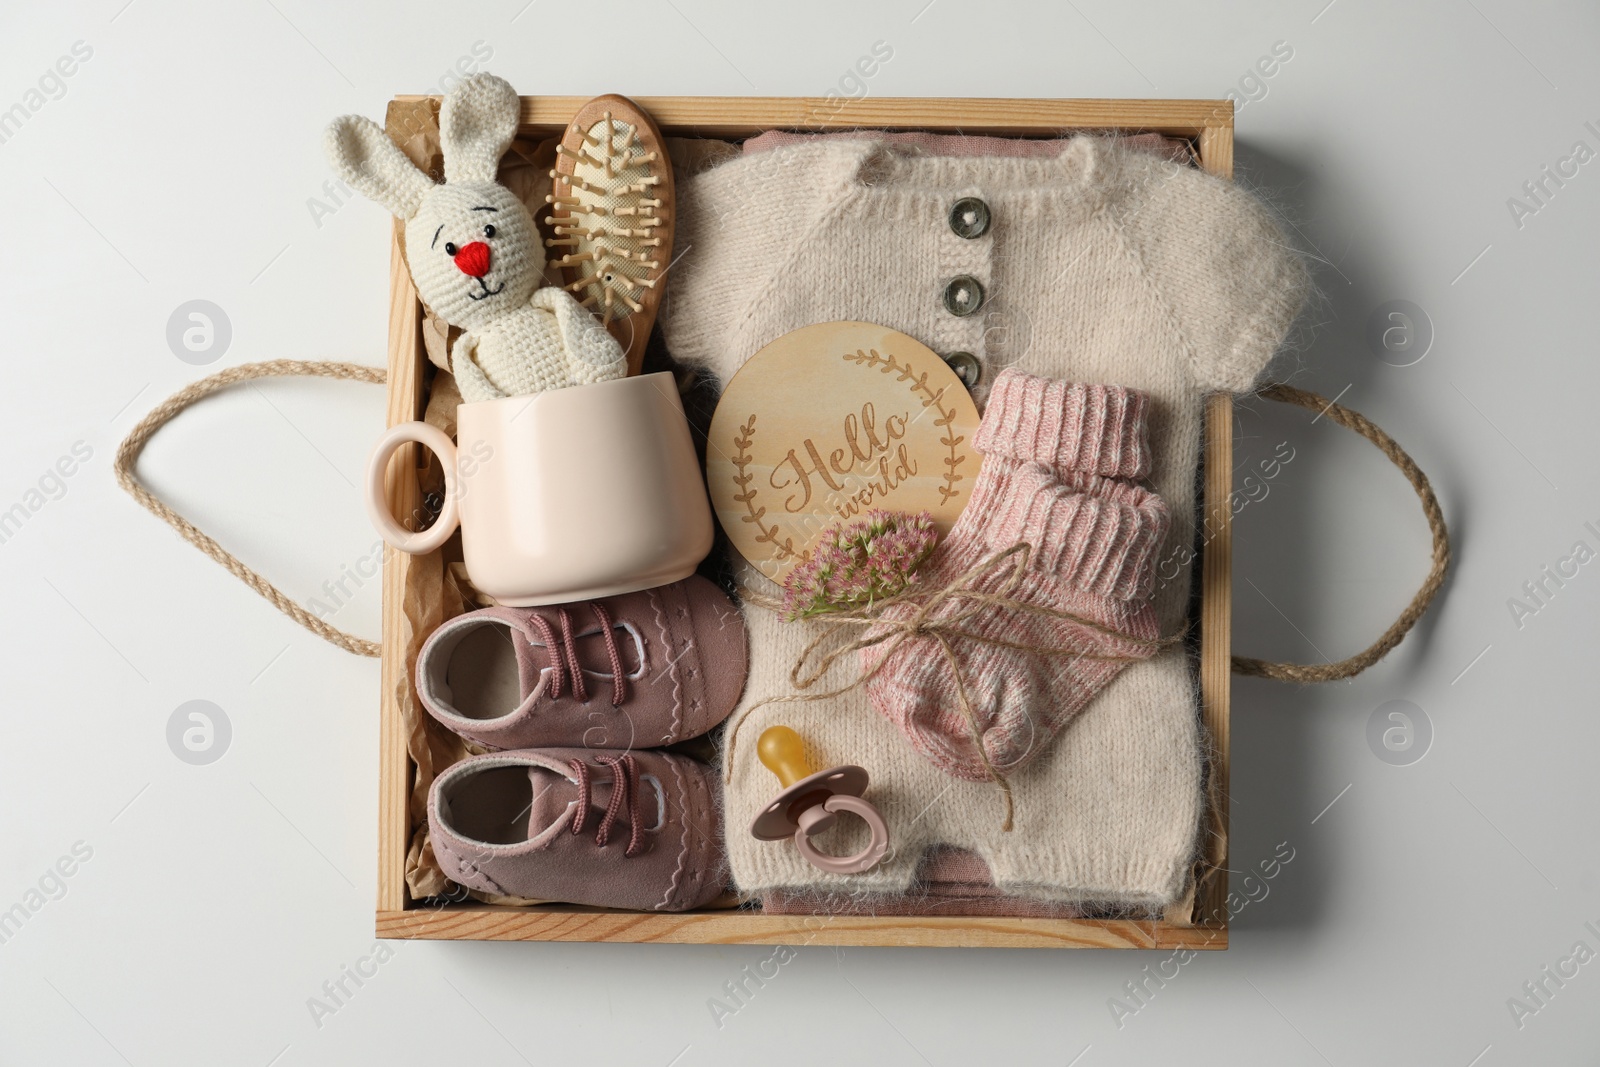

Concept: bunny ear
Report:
left=439, top=73, right=520, bottom=183
left=324, top=115, right=434, bottom=220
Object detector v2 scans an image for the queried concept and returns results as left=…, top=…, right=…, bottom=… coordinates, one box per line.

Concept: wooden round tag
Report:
left=707, top=321, right=983, bottom=583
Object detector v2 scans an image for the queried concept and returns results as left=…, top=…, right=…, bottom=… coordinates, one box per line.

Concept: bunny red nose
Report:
left=453, top=241, right=491, bottom=278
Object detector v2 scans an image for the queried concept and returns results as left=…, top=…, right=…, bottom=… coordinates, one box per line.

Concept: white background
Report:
left=2, top=1, right=1596, bottom=1064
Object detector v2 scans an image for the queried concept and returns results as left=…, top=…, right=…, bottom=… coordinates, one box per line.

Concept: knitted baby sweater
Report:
left=662, top=136, right=1307, bottom=906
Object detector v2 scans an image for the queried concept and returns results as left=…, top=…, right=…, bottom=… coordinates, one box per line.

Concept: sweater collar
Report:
left=822, top=135, right=1102, bottom=190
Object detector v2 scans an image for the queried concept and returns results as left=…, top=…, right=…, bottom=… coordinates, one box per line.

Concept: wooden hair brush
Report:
left=545, top=94, right=674, bottom=376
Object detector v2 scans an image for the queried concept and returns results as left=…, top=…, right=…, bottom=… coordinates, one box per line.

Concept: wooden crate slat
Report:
left=1193, top=129, right=1235, bottom=930
left=378, top=907, right=1227, bottom=950
left=391, top=94, right=1233, bottom=139
left=377, top=99, right=443, bottom=916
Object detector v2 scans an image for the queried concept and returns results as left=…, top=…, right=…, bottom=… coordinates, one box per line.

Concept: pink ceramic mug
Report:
left=365, top=373, right=713, bottom=606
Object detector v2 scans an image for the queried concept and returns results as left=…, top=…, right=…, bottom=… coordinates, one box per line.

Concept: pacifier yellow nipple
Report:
left=758, top=725, right=812, bottom=789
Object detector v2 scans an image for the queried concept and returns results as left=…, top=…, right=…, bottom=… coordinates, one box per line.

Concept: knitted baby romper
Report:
left=663, top=135, right=1307, bottom=906
left=864, top=369, right=1170, bottom=783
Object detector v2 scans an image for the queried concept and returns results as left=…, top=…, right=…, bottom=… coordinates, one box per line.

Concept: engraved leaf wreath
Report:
left=730, top=414, right=800, bottom=561
left=841, top=347, right=967, bottom=503
left=728, top=347, right=971, bottom=567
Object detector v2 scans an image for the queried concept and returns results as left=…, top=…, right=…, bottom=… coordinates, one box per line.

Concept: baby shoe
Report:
left=415, top=575, right=747, bottom=751
left=427, top=747, right=726, bottom=911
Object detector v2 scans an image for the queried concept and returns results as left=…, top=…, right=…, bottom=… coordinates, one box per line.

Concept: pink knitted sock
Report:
left=864, top=369, right=1169, bottom=782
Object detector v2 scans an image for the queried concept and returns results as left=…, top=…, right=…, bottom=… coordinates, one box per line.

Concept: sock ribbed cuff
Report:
left=974, top=368, right=1152, bottom=479
left=962, top=461, right=1169, bottom=601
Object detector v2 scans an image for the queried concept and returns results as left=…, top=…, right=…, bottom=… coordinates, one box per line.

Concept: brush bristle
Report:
left=543, top=113, right=669, bottom=325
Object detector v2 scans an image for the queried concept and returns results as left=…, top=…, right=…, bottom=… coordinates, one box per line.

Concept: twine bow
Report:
left=738, top=542, right=1180, bottom=831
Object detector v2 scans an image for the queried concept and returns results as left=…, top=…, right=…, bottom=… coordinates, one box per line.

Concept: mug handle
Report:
left=365, top=421, right=459, bottom=555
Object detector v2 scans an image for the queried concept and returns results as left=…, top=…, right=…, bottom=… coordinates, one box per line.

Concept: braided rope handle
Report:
left=115, top=360, right=387, bottom=658
left=116, top=367, right=1448, bottom=678
left=1232, top=383, right=1451, bottom=683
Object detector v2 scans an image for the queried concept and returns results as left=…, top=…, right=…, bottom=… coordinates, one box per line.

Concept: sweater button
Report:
left=942, top=275, right=985, bottom=317
left=948, top=197, right=991, bottom=239
left=944, top=351, right=982, bottom=388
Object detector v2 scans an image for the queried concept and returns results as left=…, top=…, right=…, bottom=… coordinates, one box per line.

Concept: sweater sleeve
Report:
left=1111, top=148, right=1309, bottom=394
left=660, top=142, right=874, bottom=385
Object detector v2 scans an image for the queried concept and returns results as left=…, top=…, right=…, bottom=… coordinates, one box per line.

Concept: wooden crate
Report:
left=376, top=96, right=1236, bottom=950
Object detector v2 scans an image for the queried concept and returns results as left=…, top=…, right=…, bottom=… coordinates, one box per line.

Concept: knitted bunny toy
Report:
left=325, top=73, right=625, bottom=402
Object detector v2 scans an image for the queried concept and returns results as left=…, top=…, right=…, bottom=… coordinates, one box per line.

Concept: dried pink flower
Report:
left=781, top=510, right=938, bottom=620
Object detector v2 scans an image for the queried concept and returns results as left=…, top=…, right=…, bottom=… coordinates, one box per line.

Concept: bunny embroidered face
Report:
left=323, top=73, right=541, bottom=331
left=404, top=182, right=540, bottom=331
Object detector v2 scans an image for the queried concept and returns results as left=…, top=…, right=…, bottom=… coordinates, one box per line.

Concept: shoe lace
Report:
left=521, top=602, right=629, bottom=707
left=567, top=754, right=645, bottom=856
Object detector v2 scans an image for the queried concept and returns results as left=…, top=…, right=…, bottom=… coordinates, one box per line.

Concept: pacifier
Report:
left=750, top=725, right=890, bottom=875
